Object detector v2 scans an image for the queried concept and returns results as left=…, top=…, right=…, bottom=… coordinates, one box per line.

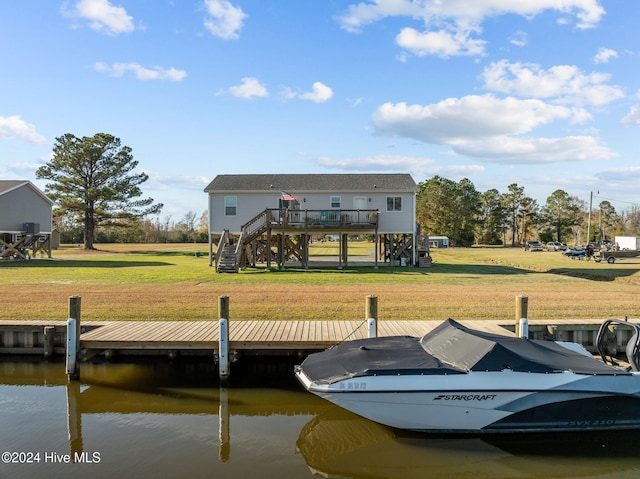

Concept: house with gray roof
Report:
left=0, top=180, right=54, bottom=259
left=204, top=173, right=418, bottom=271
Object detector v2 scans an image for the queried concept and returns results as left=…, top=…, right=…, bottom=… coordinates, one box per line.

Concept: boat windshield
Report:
left=420, top=319, right=628, bottom=375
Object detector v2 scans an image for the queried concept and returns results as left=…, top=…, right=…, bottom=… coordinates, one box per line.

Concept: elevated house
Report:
left=204, top=173, right=418, bottom=272
left=0, top=180, right=54, bottom=259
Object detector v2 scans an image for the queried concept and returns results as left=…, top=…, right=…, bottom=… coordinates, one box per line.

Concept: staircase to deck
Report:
left=213, top=207, right=380, bottom=272
left=216, top=243, right=240, bottom=273
left=215, top=210, right=271, bottom=273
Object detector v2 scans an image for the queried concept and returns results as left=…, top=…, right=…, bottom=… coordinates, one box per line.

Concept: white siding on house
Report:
left=0, top=182, right=53, bottom=233
left=378, top=193, right=415, bottom=234
left=208, top=190, right=415, bottom=235
left=209, top=193, right=279, bottom=232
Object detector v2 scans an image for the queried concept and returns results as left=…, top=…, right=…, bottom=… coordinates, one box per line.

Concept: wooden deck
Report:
left=2, top=318, right=632, bottom=358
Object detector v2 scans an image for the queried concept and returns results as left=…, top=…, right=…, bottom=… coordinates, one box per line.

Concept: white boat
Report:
left=295, top=318, right=640, bottom=434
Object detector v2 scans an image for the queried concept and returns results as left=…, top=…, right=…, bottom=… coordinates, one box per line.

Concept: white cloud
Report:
left=453, top=136, right=616, bottom=164
left=509, top=30, right=528, bottom=47
left=340, top=0, right=605, bottom=31
left=338, top=0, right=423, bottom=33
left=283, top=82, right=334, bottom=103
left=203, top=0, right=246, bottom=40
left=5, top=162, right=43, bottom=177
left=481, top=60, right=624, bottom=107
left=299, top=82, right=334, bottom=103
left=315, top=154, right=484, bottom=179
left=372, top=95, right=617, bottom=164
left=72, top=0, right=134, bottom=35
left=620, top=105, right=640, bottom=126
left=94, top=62, right=187, bottom=81
left=0, top=115, right=46, bottom=144
left=338, top=0, right=605, bottom=57
left=593, top=47, right=618, bottom=64
left=144, top=171, right=211, bottom=191
left=396, top=26, right=486, bottom=58
left=280, top=87, right=297, bottom=101
left=317, top=154, right=435, bottom=171
left=228, top=77, right=268, bottom=99
left=373, top=95, right=572, bottom=143
left=596, top=166, right=640, bottom=181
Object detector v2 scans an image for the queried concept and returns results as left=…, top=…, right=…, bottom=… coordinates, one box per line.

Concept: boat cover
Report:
left=300, top=318, right=626, bottom=384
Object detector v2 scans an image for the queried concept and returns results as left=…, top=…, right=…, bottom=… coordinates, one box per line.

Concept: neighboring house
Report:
left=0, top=180, right=54, bottom=259
left=204, top=174, right=418, bottom=271
left=428, top=236, right=449, bottom=248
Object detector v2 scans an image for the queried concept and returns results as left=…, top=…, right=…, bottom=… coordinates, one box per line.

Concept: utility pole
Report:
left=586, top=191, right=593, bottom=245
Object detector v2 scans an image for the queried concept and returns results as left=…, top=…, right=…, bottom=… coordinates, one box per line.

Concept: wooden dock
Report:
left=0, top=317, right=633, bottom=358
left=78, top=318, right=511, bottom=353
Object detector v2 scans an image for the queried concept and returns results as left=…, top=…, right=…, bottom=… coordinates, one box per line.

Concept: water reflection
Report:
left=0, top=358, right=325, bottom=479
left=1, top=359, right=640, bottom=479
left=297, top=405, right=640, bottom=479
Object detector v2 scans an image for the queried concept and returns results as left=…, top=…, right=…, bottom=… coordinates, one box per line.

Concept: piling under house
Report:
left=0, top=180, right=53, bottom=260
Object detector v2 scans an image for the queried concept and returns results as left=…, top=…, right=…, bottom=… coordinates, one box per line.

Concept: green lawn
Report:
left=1, top=243, right=638, bottom=322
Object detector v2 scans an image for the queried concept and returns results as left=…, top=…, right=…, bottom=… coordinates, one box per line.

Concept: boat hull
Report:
left=296, top=369, right=640, bottom=433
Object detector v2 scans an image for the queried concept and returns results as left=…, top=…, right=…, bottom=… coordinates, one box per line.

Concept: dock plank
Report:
left=230, top=319, right=252, bottom=341
left=297, top=321, right=309, bottom=343
left=251, top=320, right=272, bottom=342
left=339, top=320, right=355, bottom=341
left=273, top=320, right=288, bottom=343
left=261, top=320, right=279, bottom=342
left=327, top=321, right=338, bottom=343
left=286, top=320, right=300, bottom=342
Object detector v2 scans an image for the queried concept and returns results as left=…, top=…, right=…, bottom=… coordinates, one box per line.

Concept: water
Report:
left=1, top=358, right=640, bottom=479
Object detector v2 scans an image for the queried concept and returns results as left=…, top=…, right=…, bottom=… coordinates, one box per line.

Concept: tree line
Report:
left=38, top=133, right=638, bottom=248
left=417, top=176, right=639, bottom=247
left=55, top=209, right=210, bottom=245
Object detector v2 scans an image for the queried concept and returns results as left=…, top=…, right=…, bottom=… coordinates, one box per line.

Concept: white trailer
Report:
left=615, top=236, right=640, bottom=250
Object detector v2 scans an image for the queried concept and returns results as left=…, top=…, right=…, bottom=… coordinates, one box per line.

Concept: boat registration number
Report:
left=338, top=382, right=367, bottom=390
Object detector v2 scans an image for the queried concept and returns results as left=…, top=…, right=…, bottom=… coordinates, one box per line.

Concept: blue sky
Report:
left=1, top=0, right=639, bottom=221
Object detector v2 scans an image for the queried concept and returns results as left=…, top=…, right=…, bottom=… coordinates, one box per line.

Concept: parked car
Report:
left=524, top=241, right=544, bottom=252
left=563, top=247, right=586, bottom=259
left=546, top=241, right=567, bottom=251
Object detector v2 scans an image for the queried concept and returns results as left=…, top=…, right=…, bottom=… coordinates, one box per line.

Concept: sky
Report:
left=1, top=0, right=639, bottom=222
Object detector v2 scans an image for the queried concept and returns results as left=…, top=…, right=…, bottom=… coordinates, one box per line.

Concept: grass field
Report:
left=1, top=242, right=639, bottom=323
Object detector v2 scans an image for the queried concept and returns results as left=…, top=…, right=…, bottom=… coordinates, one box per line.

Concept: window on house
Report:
left=330, top=196, right=341, bottom=208
left=386, top=196, right=402, bottom=212
left=224, top=196, right=237, bottom=216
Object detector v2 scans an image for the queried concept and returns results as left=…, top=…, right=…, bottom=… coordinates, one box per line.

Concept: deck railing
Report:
left=267, top=208, right=378, bottom=229
left=234, top=231, right=244, bottom=265
left=241, top=209, right=271, bottom=243
left=214, top=230, right=228, bottom=268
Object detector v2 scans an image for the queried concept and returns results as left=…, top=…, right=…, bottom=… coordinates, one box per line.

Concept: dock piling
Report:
left=66, top=296, right=81, bottom=380
left=516, top=295, right=528, bottom=337
left=218, top=295, right=230, bottom=382
left=44, top=326, right=55, bottom=358
left=518, top=317, right=529, bottom=338
left=366, top=295, right=378, bottom=338
left=66, top=318, right=78, bottom=379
